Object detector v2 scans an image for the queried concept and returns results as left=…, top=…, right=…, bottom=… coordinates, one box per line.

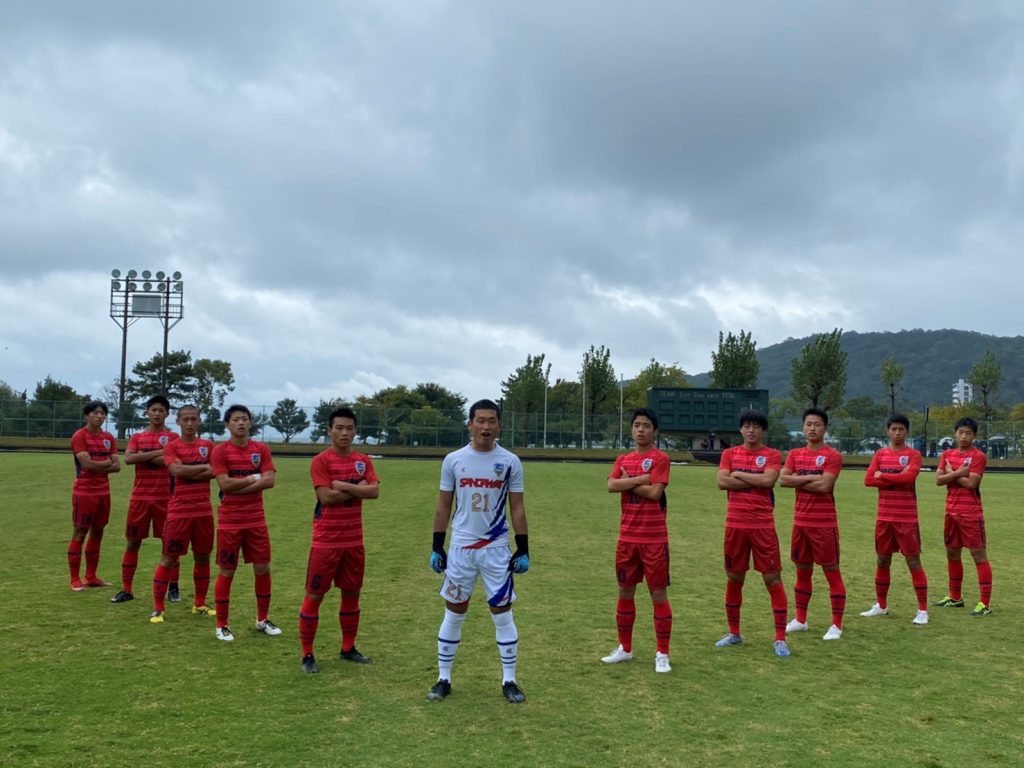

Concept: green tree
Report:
left=711, top=330, right=759, bottom=389
left=311, top=397, right=350, bottom=442
left=126, top=350, right=196, bottom=403
left=968, top=350, right=1003, bottom=427
left=354, top=385, right=428, bottom=445
left=501, top=354, right=551, bottom=447
left=413, top=383, right=466, bottom=421
left=880, top=356, right=904, bottom=415
left=579, top=345, right=617, bottom=448
left=790, top=328, right=847, bottom=412
left=623, top=359, right=690, bottom=410
left=27, top=376, right=89, bottom=438
left=269, top=398, right=310, bottom=443
left=546, top=378, right=581, bottom=448
left=249, top=411, right=269, bottom=438
left=0, top=381, right=28, bottom=438
left=192, top=358, right=235, bottom=414
left=201, top=407, right=226, bottom=438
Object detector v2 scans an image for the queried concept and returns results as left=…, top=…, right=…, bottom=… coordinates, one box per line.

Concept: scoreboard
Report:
left=646, top=387, right=769, bottom=432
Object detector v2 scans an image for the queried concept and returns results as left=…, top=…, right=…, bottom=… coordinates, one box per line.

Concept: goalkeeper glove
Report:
left=509, top=534, right=530, bottom=574
left=430, top=531, right=448, bottom=573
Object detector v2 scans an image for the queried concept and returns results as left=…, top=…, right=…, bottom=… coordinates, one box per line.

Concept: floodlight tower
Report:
left=109, top=270, right=184, bottom=431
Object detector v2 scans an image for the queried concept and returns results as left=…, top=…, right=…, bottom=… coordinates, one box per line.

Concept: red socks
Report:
left=121, top=550, right=139, bottom=592
left=947, top=560, right=964, bottom=600
left=653, top=601, right=672, bottom=655
left=874, top=566, right=891, bottom=609
left=68, top=539, right=83, bottom=581
left=767, top=581, right=788, bottom=641
left=340, top=594, right=361, bottom=652
left=725, top=580, right=743, bottom=636
left=910, top=567, right=928, bottom=611
left=84, top=537, right=101, bottom=580
left=193, top=563, right=210, bottom=607
left=299, top=596, right=321, bottom=656
left=152, top=564, right=171, bottom=612
left=976, top=561, right=993, bottom=607
left=616, top=597, right=636, bottom=652
left=254, top=573, right=272, bottom=622
left=215, top=574, right=233, bottom=628
left=824, top=569, right=846, bottom=628
left=793, top=568, right=813, bottom=624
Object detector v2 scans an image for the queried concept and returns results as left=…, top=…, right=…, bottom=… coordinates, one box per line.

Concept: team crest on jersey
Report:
left=251, top=453, right=261, bottom=467
left=355, top=461, right=366, bottom=474
left=755, top=455, right=767, bottom=468
left=159, top=435, right=169, bottom=446
left=102, top=439, right=111, bottom=449
left=492, top=462, right=506, bottom=478
left=199, top=447, right=209, bottom=458
left=815, top=455, right=826, bottom=467
left=641, top=458, right=653, bottom=472
left=963, top=458, right=972, bottom=467
left=899, top=455, right=909, bottom=467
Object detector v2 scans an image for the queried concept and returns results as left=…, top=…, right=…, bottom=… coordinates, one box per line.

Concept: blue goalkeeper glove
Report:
left=430, top=531, right=448, bottom=573
left=509, top=534, right=530, bottom=574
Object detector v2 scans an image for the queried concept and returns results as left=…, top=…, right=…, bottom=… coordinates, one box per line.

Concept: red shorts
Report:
left=216, top=525, right=272, bottom=567
left=874, top=520, right=921, bottom=556
left=943, top=515, right=986, bottom=551
left=162, top=516, right=214, bottom=558
left=125, top=499, right=169, bottom=540
left=790, top=525, right=841, bottom=567
left=72, top=494, right=111, bottom=529
left=724, top=526, right=782, bottom=574
left=615, top=541, right=670, bottom=589
left=305, top=546, right=365, bottom=595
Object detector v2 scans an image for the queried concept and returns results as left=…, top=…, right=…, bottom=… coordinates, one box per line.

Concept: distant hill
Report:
left=689, top=329, right=1024, bottom=408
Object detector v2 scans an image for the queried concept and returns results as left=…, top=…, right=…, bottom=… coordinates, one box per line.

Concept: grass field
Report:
left=1, top=452, right=1021, bottom=768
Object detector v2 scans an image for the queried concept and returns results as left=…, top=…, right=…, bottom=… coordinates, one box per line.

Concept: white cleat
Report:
left=822, top=624, right=843, bottom=641
left=654, top=652, right=671, bottom=673
left=215, top=626, right=234, bottom=642
left=785, top=619, right=809, bottom=634
left=859, top=603, right=889, bottom=618
left=601, top=644, right=633, bottom=664
left=255, top=619, right=283, bottom=636
left=912, top=610, right=929, bottom=625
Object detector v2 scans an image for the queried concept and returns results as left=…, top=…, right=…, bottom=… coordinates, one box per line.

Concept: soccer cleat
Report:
left=601, top=645, right=634, bottom=664
left=84, top=577, right=112, bottom=588
left=502, top=680, right=526, bottom=704
left=655, top=652, right=672, bottom=673
left=149, top=611, right=164, bottom=624
left=859, top=603, right=888, bottom=617
left=255, top=619, right=283, bottom=636
left=339, top=647, right=373, bottom=664
left=215, top=626, right=235, bottom=642
left=933, top=596, right=965, bottom=608
left=300, top=653, right=320, bottom=674
left=969, top=602, right=991, bottom=617
left=110, top=590, right=134, bottom=604
left=773, top=640, right=791, bottom=657
left=912, top=610, right=929, bottom=625
left=168, top=583, right=181, bottom=603
left=191, top=604, right=212, bottom=616
left=427, top=679, right=452, bottom=701
left=822, top=624, right=843, bottom=641
left=70, top=579, right=86, bottom=592
left=785, top=619, right=809, bottom=634
left=714, top=633, right=744, bottom=648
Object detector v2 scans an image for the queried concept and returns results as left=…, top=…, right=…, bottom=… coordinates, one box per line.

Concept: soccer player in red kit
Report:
left=149, top=405, right=215, bottom=623
left=860, top=413, right=929, bottom=625
left=111, top=396, right=178, bottom=604
left=209, top=405, right=281, bottom=642
left=779, top=408, right=846, bottom=641
left=715, top=410, right=790, bottom=657
left=601, top=408, right=673, bottom=673
left=68, top=401, right=121, bottom=591
left=934, top=417, right=992, bottom=617
left=298, top=407, right=380, bottom=673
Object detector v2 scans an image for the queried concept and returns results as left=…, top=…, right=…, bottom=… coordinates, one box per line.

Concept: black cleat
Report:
left=110, top=590, right=134, bottom=603
left=168, top=583, right=181, bottom=602
left=339, top=647, right=373, bottom=664
left=502, top=681, right=526, bottom=704
left=427, top=679, right=452, bottom=701
left=300, top=653, right=320, bottom=674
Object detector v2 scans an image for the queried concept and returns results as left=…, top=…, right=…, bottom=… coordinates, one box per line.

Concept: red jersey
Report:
left=70, top=427, right=118, bottom=496
left=126, top=428, right=178, bottom=501
left=784, top=446, right=842, bottom=527
left=940, top=447, right=986, bottom=518
left=210, top=440, right=276, bottom=530
left=609, top=448, right=671, bottom=544
left=164, top=438, right=215, bottom=519
left=864, top=446, right=921, bottom=523
left=719, top=445, right=781, bottom=530
left=309, top=449, right=380, bottom=548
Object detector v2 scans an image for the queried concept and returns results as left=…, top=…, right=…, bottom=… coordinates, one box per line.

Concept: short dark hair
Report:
left=329, top=407, right=358, bottom=428
left=224, top=404, right=252, bottom=422
left=954, top=417, right=979, bottom=434
left=887, top=413, right=910, bottom=430
left=82, top=400, right=108, bottom=416
left=145, top=395, right=170, bottom=410
left=802, top=407, right=829, bottom=427
left=469, top=399, right=501, bottom=422
left=630, top=407, right=659, bottom=430
left=177, top=404, right=200, bottom=416
left=739, top=409, right=768, bottom=429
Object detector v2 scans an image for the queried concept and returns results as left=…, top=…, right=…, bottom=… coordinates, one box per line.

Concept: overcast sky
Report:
left=1, top=1, right=1021, bottom=409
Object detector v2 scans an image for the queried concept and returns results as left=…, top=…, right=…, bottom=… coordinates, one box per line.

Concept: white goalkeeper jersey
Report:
left=440, top=442, right=524, bottom=549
